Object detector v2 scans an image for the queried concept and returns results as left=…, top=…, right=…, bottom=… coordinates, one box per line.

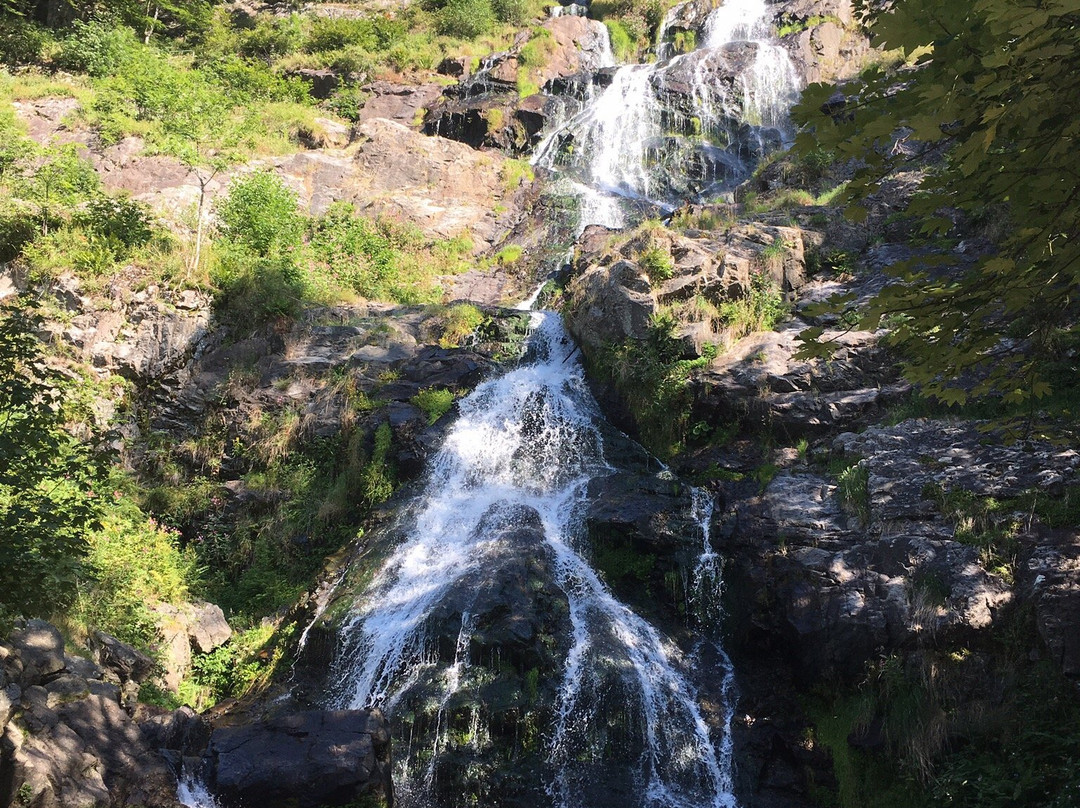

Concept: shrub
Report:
left=211, top=250, right=306, bottom=330
left=325, top=84, right=369, bottom=122
left=0, top=19, right=54, bottom=66
left=493, top=0, right=533, bottom=24
left=437, top=303, right=485, bottom=347
left=75, top=494, right=198, bottom=651
left=55, top=19, right=138, bottom=77
left=639, top=244, right=673, bottom=282
left=437, top=0, right=496, bottom=38
left=0, top=304, right=109, bottom=622
left=78, top=195, right=153, bottom=249
left=0, top=209, right=37, bottom=263
left=216, top=170, right=304, bottom=258
left=239, top=15, right=304, bottom=63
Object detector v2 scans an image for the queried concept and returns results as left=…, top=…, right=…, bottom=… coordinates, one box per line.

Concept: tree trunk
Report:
left=144, top=3, right=160, bottom=45
left=191, top=179, right=206, bottom=274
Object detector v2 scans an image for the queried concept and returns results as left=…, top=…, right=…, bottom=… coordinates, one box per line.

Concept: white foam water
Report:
left=328, top=311, right=737, bottom=808
left=533, top=0, right=800, bottom=228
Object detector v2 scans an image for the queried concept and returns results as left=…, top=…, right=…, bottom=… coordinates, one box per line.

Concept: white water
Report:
left=533, top=0, right=799, bottom=228
left=325, top=312, right=736, bottom=808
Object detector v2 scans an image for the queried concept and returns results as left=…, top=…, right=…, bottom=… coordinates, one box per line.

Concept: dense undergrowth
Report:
left=0, top=0, right=516, bottom=707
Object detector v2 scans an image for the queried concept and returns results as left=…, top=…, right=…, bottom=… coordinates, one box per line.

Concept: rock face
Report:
left=775, top=0, right=874, bottom=84
left=423, top=16, right=613, bottom=153
left=564, top=220, right=818, bottom=358
left=711, top=417, right=1080, bottom=805
left=203, top=710, right=393, bottom=808
left=1, top=622, right=182, bottom=808
left=273, top=117, right=532, bottom=252
left=584, top=471, right=701, bottom=619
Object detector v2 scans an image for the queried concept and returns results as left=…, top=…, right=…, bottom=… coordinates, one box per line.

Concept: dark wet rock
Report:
left=203, top=709, right=393, bottom=808
left=585, top=471, right=701, bottom=618
left=140, top=706, right=211, bottom=758
left=290, top=67, right=340, bottom=99
left=424, top=15, right=611, bottom=153
left=656, top=0, right=720, bottom=59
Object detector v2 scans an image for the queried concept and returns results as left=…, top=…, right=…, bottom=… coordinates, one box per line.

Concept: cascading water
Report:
left=178, top=2, right=805, bottom=806
left=323, top=311, right=737, bottom=808
left=533, top=0, right=800, bottom=229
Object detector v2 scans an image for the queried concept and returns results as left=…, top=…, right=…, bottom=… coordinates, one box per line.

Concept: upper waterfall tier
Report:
left=533, top=0, right=800, bottom=228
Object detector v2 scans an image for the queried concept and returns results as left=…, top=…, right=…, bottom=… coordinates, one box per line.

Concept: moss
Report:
left=412, top=387, right=455, bottom=425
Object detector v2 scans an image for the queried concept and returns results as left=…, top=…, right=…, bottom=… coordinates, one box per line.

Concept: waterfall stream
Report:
left=534, top=0, right=799, bottom=229
left=180, top=2, right=803, bottom=806
left=329, top=312, right=736, bottom=808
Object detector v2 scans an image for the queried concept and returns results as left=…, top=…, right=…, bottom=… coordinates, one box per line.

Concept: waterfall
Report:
left=533, top=0, right=800, bottom=228
left=323, top=312, right=737, bottom=807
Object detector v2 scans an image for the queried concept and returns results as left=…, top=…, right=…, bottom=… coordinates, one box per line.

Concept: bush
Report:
left=0, top=19, right=54, bottom=66
left=307, top=204, right=400, bottom=299
left=239, top=15, right=304, bottom=62
left=205, top=55, right=311, bottom=105
left=437, top=303, right=485, bottom=347
left=211, top=249, right=305, bottom=330
left=75, top=494, right=198, bottom=651
left=0, top=209, right=37, bottom=263
left=216, top=170, right=304, bottom=258
left=78, top=195, right=153, bottom=249
left=437, top=0, right=496, bottom=38
left=325, top=84, right=370, bottom=122
left=493, top=0, right=533, bottom=24
left=55, top=19, right=138, bottom=77
left=0, top=304, right=108, bottom=622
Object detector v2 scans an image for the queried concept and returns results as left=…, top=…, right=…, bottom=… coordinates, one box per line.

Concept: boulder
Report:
left=723, top=422, right=1080, bottom=683
left=89, top=631, right=156, bottom=685
left=2, top=692, right=181, bottom=808
left=8, top=620, right=65, bottom=687
left=186, top=602, right=232, bottom=655
left=150, top=602, right=232, bottom=691
left=565, top=258, right=657, bottom=352
left=203, top=710, right=393, bottom=808
left=290, top=68, right=340, bottom=99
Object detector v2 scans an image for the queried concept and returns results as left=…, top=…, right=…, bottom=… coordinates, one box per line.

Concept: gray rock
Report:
left=187, top=602, right=232, bottom=655
left=45, top=673, right=90, bottom=703
left=87, top=679, right=122, bottom=702
left=0, top=686, right=12, bottom=726
left=90, top=631, right=156, bottom=684
left=9, top=619, right=66, bottom=686
left=63, top=654, right=104, bottom=680
left=204, top=710, right=393, bottom=808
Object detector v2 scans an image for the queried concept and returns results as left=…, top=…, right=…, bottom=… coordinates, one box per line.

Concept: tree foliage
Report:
left=0, top=303, right=109, bottom=620
left=793, top=0, right=1080, bottom=406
